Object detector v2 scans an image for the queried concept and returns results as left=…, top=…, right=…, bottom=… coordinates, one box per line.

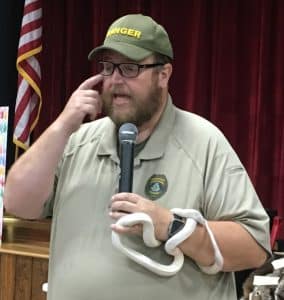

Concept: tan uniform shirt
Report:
left=45, top=97, right=271, bottom=300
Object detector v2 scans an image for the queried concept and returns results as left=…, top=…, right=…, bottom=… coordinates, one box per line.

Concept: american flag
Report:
left=14, top=0, right=42, bottom=151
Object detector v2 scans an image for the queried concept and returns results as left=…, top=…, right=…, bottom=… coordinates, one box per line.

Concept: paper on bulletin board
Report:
left=0, top=107, right=9, bottom=245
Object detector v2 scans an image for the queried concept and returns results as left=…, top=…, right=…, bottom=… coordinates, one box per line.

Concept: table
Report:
left=0, top=216, right=51, bottom=300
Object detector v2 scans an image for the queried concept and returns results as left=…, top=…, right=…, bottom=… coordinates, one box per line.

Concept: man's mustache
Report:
left=110, top=88, right=131, bottom=98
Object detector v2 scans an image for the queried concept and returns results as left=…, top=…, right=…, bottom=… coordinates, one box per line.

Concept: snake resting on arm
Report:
left=111, top=208, right=224, bottom=277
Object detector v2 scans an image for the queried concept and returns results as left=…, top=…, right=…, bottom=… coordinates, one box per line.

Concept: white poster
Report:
left=0, top=107, right=9, bottom=245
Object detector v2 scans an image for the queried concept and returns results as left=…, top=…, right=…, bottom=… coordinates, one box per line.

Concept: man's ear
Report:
left=158, top=63, right=173, bottom=88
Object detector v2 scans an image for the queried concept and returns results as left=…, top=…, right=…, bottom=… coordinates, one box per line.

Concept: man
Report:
left=4, top=14, right=271, bottom=300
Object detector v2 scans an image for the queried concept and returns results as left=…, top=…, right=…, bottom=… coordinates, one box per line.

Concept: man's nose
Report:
left=110, top=67, right=124, bottom=83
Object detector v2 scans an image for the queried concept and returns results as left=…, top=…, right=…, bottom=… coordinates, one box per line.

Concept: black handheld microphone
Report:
left=118, top=123, right=138, bottom=193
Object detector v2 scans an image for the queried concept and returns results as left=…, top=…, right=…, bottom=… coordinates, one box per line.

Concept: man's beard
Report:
left=101, top=81, right=163, bottom=128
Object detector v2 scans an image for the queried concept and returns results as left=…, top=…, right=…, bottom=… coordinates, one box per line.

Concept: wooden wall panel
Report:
left=0, top=254, right=48, bottom=300
left=14, top=256, right=32, bottom=300
left=0, top=253, right=16, bottom=300
left=31, top=258, right=48, bottom=300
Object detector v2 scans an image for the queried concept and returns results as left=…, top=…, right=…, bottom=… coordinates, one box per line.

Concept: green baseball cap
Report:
left=88, top=14, right=173, bottom=61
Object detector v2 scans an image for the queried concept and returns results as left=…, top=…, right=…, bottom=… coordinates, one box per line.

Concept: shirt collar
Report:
left=97, top=118, right=119, bottom=162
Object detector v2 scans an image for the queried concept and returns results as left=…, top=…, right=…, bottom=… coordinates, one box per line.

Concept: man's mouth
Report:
left=112, top=93, right=131, bottom=105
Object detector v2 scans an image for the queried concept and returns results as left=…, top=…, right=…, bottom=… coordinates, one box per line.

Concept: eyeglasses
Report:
left=97, top=61, right=165, bottom=78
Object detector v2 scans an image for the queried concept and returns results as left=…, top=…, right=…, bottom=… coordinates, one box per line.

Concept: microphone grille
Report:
left=119, top=123, right=138, bottom=143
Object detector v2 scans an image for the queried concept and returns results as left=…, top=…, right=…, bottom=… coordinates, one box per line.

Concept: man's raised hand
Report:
left=55, top=74, right=104, bottom=135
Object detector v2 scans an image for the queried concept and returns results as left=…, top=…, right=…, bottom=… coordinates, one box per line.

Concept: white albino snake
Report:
left=112, top=208, right=224, bottom=277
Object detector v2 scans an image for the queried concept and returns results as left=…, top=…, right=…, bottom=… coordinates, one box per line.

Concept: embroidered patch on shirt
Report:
left=145, top=174, right=168, bottom=200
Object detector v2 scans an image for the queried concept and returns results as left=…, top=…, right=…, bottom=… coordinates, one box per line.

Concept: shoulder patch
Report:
left=145, top=174, right=168, bottom=200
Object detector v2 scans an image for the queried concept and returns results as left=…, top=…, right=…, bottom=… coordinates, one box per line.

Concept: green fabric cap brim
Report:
left=88, top=41, right=153, bottom=61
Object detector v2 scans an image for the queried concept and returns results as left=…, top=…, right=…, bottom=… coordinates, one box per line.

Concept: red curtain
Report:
left=37, top=0, right=284, bottom=216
